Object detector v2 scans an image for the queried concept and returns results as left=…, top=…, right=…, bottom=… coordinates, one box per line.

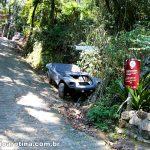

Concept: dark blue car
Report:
left=46, top=63, right=100, bottom=100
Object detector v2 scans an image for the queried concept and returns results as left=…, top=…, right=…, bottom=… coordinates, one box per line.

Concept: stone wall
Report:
left=120, top=111, right=150, bottom=143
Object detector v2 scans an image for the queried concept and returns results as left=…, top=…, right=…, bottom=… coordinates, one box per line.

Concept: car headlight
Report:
left=69, top=82, right=75, bottom=87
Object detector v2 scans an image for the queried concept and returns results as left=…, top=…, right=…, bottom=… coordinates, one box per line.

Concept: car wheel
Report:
left=47, top=72, right=52, bottom=84
left=58, top=83, right=66, bottom=99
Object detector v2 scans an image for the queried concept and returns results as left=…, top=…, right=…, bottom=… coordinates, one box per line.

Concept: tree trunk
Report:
left=105, top=0, right=112, bottom=14
left=30, top=0, right=42, bottom=34
left=50, top=0, right=55, bottom=27
left=30, top=3, right=39, bottom=34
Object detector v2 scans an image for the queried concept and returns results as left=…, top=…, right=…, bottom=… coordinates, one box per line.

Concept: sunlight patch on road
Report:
left=13, top=79, right=26, bottom=86
left=5, top=130, right=29, bottom=140
left=0, top=42, right=9, bottom=47
left=8, top=68, right=26, bottom=78
left=97, top=140, right=106, bottom=147
left=0, top=76, right=13, bottom=83
left=25, top=107, right=60, bottom=124
left=19, top=126, right=36, bottom=133
left=0, top=135, right=19, bottom=150
left=17, top=92, right=49, bottom=110
left=0, top=51, right=12, bottom=57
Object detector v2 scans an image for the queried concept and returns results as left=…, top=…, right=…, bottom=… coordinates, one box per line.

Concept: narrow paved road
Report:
left=0, top=39, right=109, bottom=150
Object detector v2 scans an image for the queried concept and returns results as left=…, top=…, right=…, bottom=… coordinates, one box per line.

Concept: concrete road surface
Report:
left=0, top=39, right=109, bottom=150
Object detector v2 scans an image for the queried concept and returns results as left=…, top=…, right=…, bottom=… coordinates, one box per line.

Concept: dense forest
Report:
left=0, top=0, right=150, bottom=132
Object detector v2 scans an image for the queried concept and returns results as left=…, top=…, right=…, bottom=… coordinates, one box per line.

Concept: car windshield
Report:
left=54, top=64, right=80, bottom=73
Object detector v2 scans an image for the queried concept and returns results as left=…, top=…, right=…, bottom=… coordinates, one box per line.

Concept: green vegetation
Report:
left=85, top=26, right=150, bottom=132
left=87, top=104, right=119, bottom=132
left=1, top=0, right=150, bottom=132
left=128, top=73, right=150, bottom=111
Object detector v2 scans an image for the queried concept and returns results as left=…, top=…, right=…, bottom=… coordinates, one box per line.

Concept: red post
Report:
left=124, top=59, right=141, bottom=89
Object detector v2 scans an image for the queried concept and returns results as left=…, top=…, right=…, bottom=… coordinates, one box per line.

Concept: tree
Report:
left=95, top=0, right=150, bottom=31
left=30, top=0, right=41, bottom=34
left=0, top=0, right=7, bottom=6
left=50, top=0, right=55, bottom=27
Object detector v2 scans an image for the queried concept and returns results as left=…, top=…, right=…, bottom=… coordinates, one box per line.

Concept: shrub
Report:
left=77, top=50, right=102, bottom=77
left=87, top=104, right=119, bottom=132
left=26, top=42, right=43, bottom=69
left=128, top=73, right=150, bottom=111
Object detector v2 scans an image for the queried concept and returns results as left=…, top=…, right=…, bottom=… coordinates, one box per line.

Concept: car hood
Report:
left=65, top=71, right=89, bottom=76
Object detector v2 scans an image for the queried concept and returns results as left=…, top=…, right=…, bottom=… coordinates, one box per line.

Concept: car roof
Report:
left=46, top=63, right=81, bottom=73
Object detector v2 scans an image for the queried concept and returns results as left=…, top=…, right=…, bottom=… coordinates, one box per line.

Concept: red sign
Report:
left=124, top=59, right=141, bottom=89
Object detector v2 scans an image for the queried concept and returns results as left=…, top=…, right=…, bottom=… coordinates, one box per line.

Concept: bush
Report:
left=87, top=104, right=119, bottom=132
left=26, top=42, right=43, bottom=69
left=77, top=50, right=102, bottom=77
left=128, top=73, right=150, bottom=111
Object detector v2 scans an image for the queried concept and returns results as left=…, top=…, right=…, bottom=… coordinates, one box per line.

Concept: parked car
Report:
left=12, top=32, right=23, bottom=41
left=46, top=63, right=101, bottom=100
